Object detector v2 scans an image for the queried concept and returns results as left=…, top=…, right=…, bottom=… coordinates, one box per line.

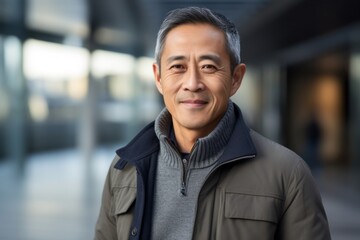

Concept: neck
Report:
left=154, top=102, right=234, bottom=154
left=172, top=123, right=216, bottom=153
left=173, top=129, right=197, bottom=153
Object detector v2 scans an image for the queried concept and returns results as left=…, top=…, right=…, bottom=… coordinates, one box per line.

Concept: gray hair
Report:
left=154, top=7, right=241, bottom=71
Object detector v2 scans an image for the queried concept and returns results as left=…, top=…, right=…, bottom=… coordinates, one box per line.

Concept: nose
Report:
left=183, top=65, right=204, bottom=92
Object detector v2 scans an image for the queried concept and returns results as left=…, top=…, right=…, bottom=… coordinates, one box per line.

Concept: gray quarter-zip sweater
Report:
left=151, top=102, right=236, bottom=240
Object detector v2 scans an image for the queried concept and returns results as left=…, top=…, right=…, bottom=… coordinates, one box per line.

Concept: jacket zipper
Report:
left=131, top=168, right=145, bottom=240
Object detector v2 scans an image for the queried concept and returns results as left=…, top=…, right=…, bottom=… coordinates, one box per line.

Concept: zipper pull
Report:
left=182, top=158, right=188, bottom=169
left=180, top=182, right=186, bottom=196
left=180, top=158, right=189, bottom=196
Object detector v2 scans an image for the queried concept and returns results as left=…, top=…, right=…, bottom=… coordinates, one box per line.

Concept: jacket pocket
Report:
left=111, top=187, right=136, bottom=216
left=224, top=192, right=283, bottom=223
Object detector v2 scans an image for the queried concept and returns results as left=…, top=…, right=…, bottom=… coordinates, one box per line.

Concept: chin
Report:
left=181, top=120, right=209, bottom=131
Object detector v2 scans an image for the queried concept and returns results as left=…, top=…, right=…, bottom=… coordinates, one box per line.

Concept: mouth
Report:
left=180, top=99, right=208, bottom=108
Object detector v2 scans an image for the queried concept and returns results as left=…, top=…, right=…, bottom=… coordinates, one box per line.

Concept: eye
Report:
left=169, top=64, right=186, bottom=73
left=201, top=64, right=217, bottom=73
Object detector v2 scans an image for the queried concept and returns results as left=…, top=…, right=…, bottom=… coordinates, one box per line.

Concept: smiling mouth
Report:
left=180, top=99, right=208, bottom=108
left=182, top=99, right=208, bottom=104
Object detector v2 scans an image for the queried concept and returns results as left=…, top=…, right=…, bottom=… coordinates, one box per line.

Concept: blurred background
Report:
left=0, top=0, right=359, bottom=239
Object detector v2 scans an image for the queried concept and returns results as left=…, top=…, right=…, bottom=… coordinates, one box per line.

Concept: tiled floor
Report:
left=0, top=147, right=360, bottom=240
left=315, top=167, right=360, bottom=240
left=0, top=147, right=113, bottom=240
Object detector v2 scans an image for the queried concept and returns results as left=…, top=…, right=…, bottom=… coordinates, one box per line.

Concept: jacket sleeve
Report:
left=277, top=159, right=331, bottom=240
left=94, top=166, right=118, bottom=240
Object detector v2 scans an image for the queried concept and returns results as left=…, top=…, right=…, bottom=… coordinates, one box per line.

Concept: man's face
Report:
left=153, top=23, right=245, bottom=136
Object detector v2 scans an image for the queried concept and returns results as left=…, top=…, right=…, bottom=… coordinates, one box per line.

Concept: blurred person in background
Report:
left=94, top=7, right=331, bottom=240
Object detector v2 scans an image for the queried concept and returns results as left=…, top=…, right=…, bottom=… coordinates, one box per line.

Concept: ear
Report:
left=153, top=63, right=163, bottom=95
left=230, top=63, right=246, bottom=96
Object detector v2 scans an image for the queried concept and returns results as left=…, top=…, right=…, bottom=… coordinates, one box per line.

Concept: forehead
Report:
left=162, top=23, right=227, bottom=56
left=165, top=23, right=225, bottom=42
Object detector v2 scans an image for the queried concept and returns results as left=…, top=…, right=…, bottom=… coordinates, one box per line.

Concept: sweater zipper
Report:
left=180, top=140, right=199, bottom=196
left=180, top=156, right=191, bottom=196
left=165, top=137, right=198, bottom=196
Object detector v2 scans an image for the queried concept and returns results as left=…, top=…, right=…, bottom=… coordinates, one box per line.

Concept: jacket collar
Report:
left=114, top=122, right=159, bottom=169
left=217, top=103, right=257, bottom=164
left=114, top=103, right=256, bottom=170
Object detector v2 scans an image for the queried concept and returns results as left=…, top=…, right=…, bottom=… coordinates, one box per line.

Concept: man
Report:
left=94, top=7, right=331, bottom=240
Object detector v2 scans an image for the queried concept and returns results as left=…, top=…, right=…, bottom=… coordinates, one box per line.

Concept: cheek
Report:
left=160, top=82, right=179, bottom=104
left=208, top=78, right=233, bottom=98
left=161, top=75, right=182, bottom=93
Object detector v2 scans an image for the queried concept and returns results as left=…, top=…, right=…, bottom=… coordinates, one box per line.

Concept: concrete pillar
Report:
left=78, top=72, right=97, bottom=162
left=261, top=63, right=283, bottom=143
left=4, top=36, right=27, bottom=175
left=78, top=0, right=97, bottom=163
left=349, top=47, right=360, bottom=167
left=0, top=37, right=7, bottom=158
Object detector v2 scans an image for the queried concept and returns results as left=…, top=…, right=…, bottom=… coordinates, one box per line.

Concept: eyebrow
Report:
left=166, top=55, right=186, bottom=64
left=165, top=54, right=222, bottom=65
left=199, top=54, right=222, bottom=65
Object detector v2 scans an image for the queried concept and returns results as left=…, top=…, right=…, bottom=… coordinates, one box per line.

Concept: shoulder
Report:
left=108, top=155, right=137, bottom=189
left=249, top=129, right=313, bottom=186
left=250, top=130, right=301, bottom=160
left=224, top=129, right=312, bottom=199
left=249, top=129, right=306, bottom=172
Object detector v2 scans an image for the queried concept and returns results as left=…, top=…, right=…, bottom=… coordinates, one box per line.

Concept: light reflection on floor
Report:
left=0, top=147, right=113, bottom=240
left=0, top=147, right=360, bottom=240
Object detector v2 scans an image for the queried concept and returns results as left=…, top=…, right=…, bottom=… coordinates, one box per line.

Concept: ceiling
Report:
left=89, top=0, right=275, bottom=56
left=0, top=0, right=275, bottom=55
left=1, top=0, right=360, bottom=63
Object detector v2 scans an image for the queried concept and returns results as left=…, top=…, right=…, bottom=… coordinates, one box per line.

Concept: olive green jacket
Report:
left=94, top=107, right=331, bottom=240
